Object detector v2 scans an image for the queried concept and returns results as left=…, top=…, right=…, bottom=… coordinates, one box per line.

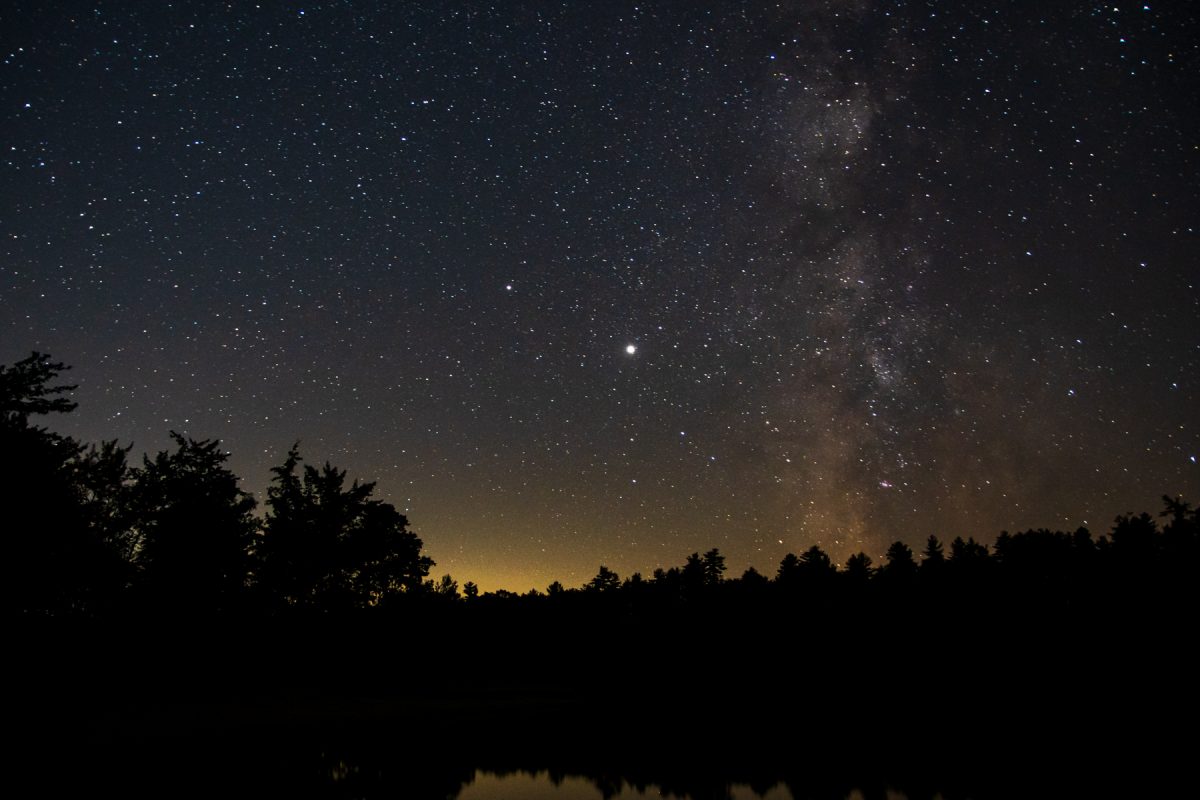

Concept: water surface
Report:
left=456, top=770, right=917, bottom=800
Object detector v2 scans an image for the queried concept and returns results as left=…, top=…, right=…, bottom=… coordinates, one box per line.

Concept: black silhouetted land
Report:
left=5, top=353, right=1196, bottom=796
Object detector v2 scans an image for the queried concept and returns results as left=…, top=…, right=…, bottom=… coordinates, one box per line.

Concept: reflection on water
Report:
left=456, top=770, right=920, bottom=800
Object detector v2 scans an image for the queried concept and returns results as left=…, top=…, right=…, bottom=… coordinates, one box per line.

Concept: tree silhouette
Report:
left=921, top=535, right=945, bottom=568
left=1159, top=495, right=1199, bottom=564
left=844, top=552, right=874, bottom=584
left=1160, top=495, right=1194, bottom=529
left=941, top=536, right=994, bottom=603
left=2, top=353, right=129, bottom=613
left=681, top=552, right=707, bottom=594
left=880, top=540, right=918, bottom=586
left=428, top=574, right=460, bottom=602
left=256, top=445, right=433, bottom=610
left=740, top=565, right=769, bottom=588
left=701, top=548, right=726, bottom=586
left=130, top=433, right=258, bottom=611
left=0, top=352, right=77, bottom=423
left=1109, top=512, right=1157, bottom=561
left=948, top=536, right=989, bottom=565
left=777, top=546, right=837, bottom=593
left=586, top=565, right=621, bottom=592
left=776, top=552, right=801, bottom=584
left=798, top=544, right=835, bottom=576
left=347, top=493, right=435, bottom=607
left=71, top=439, right=138, bottom=602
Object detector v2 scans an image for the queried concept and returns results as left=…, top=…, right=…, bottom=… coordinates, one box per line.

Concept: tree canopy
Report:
left=255, top=445, right=433, bottom=610
left=131, top=433, right=258, bottom=610
left=0, top=352, right=77, bottom=424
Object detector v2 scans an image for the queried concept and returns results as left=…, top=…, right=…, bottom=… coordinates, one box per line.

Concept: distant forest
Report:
left=5, top=351, right=1198, bottom=618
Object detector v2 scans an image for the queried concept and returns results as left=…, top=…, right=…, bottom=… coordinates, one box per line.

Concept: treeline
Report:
left=9, top=353, right=1198, bottom=796
left=4, top=353, right=435, bottom=616
left=532, top=501, right=1199, bottom=612
left=4, top=352, right=1198, bottom=620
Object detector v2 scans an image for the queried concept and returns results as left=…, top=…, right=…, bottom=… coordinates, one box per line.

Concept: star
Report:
left=2, top=1, right=1192, bottom=594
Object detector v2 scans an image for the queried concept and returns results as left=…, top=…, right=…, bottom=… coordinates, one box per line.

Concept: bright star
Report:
left=625, top=344, right=637, bottom=355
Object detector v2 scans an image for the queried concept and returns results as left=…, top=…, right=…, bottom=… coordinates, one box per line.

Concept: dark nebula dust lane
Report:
left=2, top=1, right=1196, bottom=590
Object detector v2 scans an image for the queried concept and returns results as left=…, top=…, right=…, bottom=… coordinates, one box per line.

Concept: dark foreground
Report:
left=11, top=601, right=1193, bottom=799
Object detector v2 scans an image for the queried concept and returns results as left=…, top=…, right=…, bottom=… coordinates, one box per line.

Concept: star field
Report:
left=2, top=2, right=1197, bottom=590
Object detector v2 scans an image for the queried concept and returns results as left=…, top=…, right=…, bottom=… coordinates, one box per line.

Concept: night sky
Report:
left=2, top=2, right=1196, bottom=591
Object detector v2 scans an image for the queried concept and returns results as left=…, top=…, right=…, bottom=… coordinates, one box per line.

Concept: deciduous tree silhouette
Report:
left=256, top=445, right=433, bottom=610
left=71, top=439, right=138, bottom=602
left=348, top=494, right=434, bottom=608
left=130, top=433, right=258, bottom=611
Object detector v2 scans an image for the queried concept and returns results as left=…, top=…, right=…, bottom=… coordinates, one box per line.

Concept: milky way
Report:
left=2, top=2, right=1196, bottom=590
